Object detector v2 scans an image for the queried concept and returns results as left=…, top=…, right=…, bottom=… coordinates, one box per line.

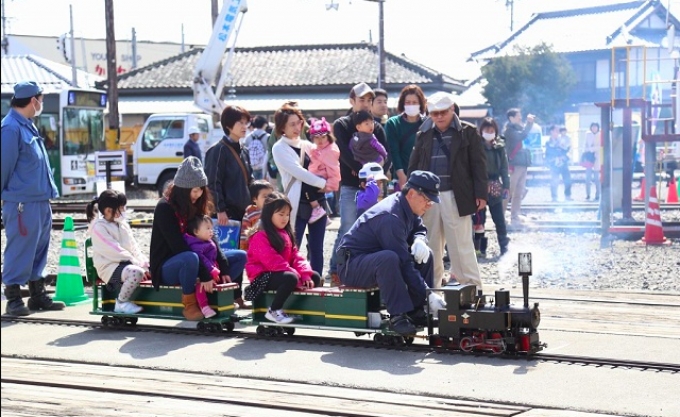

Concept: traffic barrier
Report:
left=633, top=177, right=645, bottom=201
left=638, top=187, right=670, bottom=245
left=667, top=177, right=679, bottom=204
left=53, top=216, right=90, bottom=305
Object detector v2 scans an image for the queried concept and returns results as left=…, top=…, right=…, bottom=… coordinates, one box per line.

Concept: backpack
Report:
left=248, top=132, right=268, bottom=167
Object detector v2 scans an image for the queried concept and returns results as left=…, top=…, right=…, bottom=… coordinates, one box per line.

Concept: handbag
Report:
left=488, top=179, right=503, bottom=198
left=581, top=151, right=596, bottom=164
left=508, top=142, right=531, bottom=167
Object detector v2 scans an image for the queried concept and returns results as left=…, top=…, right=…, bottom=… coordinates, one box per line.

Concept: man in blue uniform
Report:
left=1, top=81, right=65, bottom=316
left=337, top=171, right=446, bottom=335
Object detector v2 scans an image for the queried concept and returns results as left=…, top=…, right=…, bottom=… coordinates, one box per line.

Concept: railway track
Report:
left=3, top=316, right=677, bottom=373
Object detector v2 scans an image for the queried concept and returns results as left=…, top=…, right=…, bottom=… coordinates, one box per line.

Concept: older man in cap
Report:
left=1, top=81, right=64, bottom=316
left=408, top=92, right=487, bottom=289
left=327, top=82, right=391, bottom=287
left=336, top=170, right=447, bottom=335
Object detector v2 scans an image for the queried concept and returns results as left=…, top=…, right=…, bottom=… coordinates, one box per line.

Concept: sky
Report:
left=4, top=0, right=680, bottom=81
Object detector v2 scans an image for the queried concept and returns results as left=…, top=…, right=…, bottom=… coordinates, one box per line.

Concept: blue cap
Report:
left=13, top=81, right=43, bottom=99
left=407, top=170, right=441, bottom=203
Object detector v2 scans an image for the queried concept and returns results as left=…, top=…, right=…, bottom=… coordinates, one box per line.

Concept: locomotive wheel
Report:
left=460, top=336, right=474, bottom=352
left=390, top=336, right=404, bottom=346
left=265, top=327, right=278, bottom=337
left=284, top=327, right=296, bottom=336
left=374, top=333, right=385, bottom=344
left=256, top=325, right=266, bottom=336
left=210, top=323, right=223, bottom=333
left=428, top=334, right=442, bottom=347
left=222, top=322, right=235, bottom=332
left=404, top=336, right=414, bottom=346
left=197, top=322, right=207, bottom=332
left=101, top=316, right=110, bottom=327
left=111, top=316, right=124, bottom=328
left=124, top=317, right=138, bottom=326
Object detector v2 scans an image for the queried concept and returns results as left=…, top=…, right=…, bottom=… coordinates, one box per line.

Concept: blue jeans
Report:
left=223, top=249, right=247, bottom=299
left=161, top=251, right=200, bottom=294
left=329, top=185, right=359, bottom=274
left=295, top=215, right=327, bottom=276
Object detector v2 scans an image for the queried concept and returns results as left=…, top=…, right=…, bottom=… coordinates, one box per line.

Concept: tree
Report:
left=481, top=43, right=576, bottom=123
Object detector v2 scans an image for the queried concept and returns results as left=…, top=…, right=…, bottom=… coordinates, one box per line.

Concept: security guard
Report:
left=337, top=170, right=446, bottom=335
left=1, top=81, right=64, bottom=316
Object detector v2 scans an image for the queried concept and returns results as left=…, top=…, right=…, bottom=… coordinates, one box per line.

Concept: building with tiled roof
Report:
left=469, top=0, right=680, bottom=124
left=1, top=54, right=102, bottom=95
left=101, top=42, right=467, bottom=125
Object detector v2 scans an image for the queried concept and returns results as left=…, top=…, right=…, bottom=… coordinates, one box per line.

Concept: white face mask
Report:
left=482, top=132, right=495, bottom=141
left=32, top=100, right=43, bottom=117
left=404, top=105, right=420, bottom=117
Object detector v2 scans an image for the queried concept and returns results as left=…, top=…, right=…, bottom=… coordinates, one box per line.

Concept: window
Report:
left=571, top=61, right=596, bottom=91
left=142, top=118, right=185, bottom=151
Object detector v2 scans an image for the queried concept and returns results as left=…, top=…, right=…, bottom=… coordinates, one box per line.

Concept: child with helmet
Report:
left=356, top=162, right=389, bottom=216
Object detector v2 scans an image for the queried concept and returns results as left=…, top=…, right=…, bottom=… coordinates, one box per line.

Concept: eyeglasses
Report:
left=417, top=191, right=435, bottom=206
left=429, top=109, right=450, bottom=118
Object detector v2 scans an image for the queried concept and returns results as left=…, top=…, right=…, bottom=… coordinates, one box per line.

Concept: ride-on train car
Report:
left=85, top=238, right=240, bottom=332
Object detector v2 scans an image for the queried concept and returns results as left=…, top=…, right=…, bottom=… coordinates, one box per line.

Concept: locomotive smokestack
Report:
left=517, top=253, right=533, bottom=308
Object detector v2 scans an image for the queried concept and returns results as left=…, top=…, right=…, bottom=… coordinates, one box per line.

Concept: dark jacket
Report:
left=503, top=121, right=533, bottom=166
left=333, top=115, right=389, bottom=188
left=204, top=137, right=252, bottom=221
left=483, top=136, right=510, bottom=204
left=407, top=115, right=488, bottom=217
left=183, top=139, right=202, bottom=160
left=339, top=192, right=428, bottom=297
left=149, top=198, right=229, bottom=290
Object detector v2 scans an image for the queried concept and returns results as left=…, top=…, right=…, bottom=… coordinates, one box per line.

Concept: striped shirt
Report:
left=428, top=128, right=453, bottom=191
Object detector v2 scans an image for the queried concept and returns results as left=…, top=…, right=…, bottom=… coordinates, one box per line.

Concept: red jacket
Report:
left=246, top=229, right=313, bottom=288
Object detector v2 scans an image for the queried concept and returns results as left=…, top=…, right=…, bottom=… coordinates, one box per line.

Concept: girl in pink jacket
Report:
left=245, top=192, right=321, bottom=324
left=305, top=117, right=340, bottom=223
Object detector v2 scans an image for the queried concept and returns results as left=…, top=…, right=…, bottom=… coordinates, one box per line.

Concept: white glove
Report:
left=410, top=237, right=430, bottom=264
left=428, top=292, right=447, bottom=312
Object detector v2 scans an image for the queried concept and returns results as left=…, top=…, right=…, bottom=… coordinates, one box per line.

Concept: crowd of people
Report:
left=4, top=78, right=589, bottom=334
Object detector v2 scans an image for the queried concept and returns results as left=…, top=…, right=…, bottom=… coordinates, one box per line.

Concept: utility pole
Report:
left=131, top=28, right=137, bottom=69
left=105, top=0, right=120, bottom=145
left=211, top=0, right=219, bottom=26
left=69, top=5, right=78, bottom=87
left=1, top=0, right=9, bottom=54
left=506, top=0, right=515, bottom=32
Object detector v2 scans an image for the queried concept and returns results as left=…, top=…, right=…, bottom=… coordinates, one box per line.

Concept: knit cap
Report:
left=173, top=156, right=207, bottom=188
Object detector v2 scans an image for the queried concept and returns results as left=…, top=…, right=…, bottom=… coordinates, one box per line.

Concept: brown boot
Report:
left=182, top=294, right=204, bottom=321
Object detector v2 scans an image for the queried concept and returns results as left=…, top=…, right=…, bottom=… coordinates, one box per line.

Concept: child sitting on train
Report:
left=184, top=214, right=232, bottom=318
left=86, top=189, right=148, bottom=314
left=356, top=162, right=389, bottom=216
left=240, top=180, right=275, bottom=250
left=244, top=192, right=321, bottom=324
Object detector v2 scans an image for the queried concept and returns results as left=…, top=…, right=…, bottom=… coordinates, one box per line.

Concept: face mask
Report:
left=32, top=100, right=42, bottom=117
left=404, top=105, right=420, bottom=117
left=482, top=132, right=495, bottom=141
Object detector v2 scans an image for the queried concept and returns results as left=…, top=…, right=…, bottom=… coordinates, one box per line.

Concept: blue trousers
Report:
left=2, top=201, right=52, bottom=286
left=329, top=185, right=359, bottom=274
left=294, top=215, right=326, bottom=276
left=338, top=250, right=433, bottom=315
left=223, top=249, right=247, bottom=299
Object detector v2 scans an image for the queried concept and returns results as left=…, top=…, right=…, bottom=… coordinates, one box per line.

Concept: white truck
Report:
left=132, top=0, right=248, bottom=194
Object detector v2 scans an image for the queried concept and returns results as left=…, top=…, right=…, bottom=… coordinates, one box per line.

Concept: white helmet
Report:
left=358, top=162, right=388, bottom=181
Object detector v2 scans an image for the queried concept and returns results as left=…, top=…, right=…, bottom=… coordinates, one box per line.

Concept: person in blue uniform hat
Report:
left=336, top=170, right=447, bottom=335
left=1, top=80, right=64, bottom=316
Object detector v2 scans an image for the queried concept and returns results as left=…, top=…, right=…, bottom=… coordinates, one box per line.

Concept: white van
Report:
left=133, top=113, right=222, bottom=195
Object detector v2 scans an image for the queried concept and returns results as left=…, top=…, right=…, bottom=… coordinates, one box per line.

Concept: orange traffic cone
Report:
left=666, top=177, right=679, bottom=203
left=639, top=187, right=669, bottom=245
left=634, top=177, right=645, bottom=201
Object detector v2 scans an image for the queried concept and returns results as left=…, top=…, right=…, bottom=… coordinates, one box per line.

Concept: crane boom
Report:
left=193, top=0, right=248, bottom=116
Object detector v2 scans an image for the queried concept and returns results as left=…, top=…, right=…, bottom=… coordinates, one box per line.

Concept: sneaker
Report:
left=201, top=305, right=217, bottom=318
left=265, top=308, right=294, bottom=324
left=309, top=206, right=327, bottom=224
left=114, top=300, right=143, bottom=314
